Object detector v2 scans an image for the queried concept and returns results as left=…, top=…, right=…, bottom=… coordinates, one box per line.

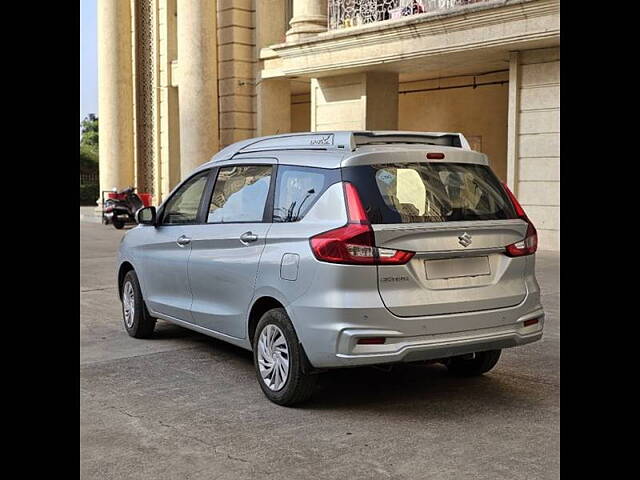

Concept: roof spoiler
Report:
left=353, top=131, right=471, bottom=150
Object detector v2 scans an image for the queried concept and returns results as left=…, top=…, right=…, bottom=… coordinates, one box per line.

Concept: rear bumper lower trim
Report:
left=332, top=310, right=544, bottom=367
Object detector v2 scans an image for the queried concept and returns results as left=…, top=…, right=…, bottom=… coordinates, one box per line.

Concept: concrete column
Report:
left=177, top=0, right=219, bottom=179
left=97, top=0, right=135, bottom=202
left=257, top=79, right=291, bottom=136
left=286, top=0, right=327, bottom=42
left=311, top=72, right=398, bottom=131
left=506, top=51, right=520, bottom=193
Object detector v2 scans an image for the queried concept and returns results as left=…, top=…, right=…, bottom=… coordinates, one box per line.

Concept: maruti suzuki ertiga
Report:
left=117, top=131, right=544, bottom=406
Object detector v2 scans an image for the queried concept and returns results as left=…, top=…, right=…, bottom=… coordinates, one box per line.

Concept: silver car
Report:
left=117, top=131, right=544, bottom=405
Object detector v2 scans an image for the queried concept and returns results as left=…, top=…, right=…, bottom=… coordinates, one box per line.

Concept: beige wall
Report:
left=291, top=93, right=310, bottom=132
left=257, top=78, right=291, bottom=136
left=310, top=72, right=398, bottom=131
left=515, top=47, right=560, bottom=251
left=399, top=75, right=509, bottom=182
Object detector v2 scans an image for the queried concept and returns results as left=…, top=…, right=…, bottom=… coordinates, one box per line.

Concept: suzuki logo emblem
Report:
left=458, top=232, right=472, bottom=247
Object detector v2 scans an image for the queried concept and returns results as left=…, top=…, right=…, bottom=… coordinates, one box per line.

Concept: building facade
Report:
left=97, top=0, right=559, bottom=250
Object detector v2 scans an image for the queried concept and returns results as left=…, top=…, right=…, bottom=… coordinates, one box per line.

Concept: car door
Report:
left=139, top=169, right=213, bottom=321
left=187, top=160, right=275, bottom=339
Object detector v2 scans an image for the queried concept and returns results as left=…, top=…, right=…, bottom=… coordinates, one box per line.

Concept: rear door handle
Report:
left=176, top=235, right=191, bottom=247
left=239, top=231, right=258, bottom=244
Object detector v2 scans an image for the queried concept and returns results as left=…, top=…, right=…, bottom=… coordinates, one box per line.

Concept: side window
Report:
left=208, top=165, right=273, bottom=223
left=162, top=171, right=210, bottom=225
left=273, top=166, right=340, bottom=222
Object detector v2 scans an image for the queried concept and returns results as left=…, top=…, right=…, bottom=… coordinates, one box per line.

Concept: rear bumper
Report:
left=333, top=309, right=543, bottom=366
left=289, top=283, right=544, bottom=368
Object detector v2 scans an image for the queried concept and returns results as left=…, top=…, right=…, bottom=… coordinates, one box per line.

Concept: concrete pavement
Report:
left=80, top=205, right=103, bottom=224
left=80, top=220, right=560, bottom=480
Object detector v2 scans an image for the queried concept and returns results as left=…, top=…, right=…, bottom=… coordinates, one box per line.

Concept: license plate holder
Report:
left=425, top=256, right=491, bottom=280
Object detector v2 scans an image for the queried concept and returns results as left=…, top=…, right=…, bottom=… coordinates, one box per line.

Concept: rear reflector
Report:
left=426, top=152, right=445, bottom=159
left=502, top=183, right=538, bottom=257
left=523, top=318, right=540, bottom=327
left=357, top=337, right=386, bottom=345
left=309, top=182, right=415, bottom=265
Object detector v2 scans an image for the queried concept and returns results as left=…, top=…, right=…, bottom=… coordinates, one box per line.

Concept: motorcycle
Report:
left=103, top=187, right=145, bottom=229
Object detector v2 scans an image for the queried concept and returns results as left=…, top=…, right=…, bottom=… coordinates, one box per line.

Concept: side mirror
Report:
left=137, top=206, right=157, bottom=226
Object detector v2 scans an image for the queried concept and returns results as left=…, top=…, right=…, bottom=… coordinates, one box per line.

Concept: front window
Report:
left=161, top=171, right=210, bottom=225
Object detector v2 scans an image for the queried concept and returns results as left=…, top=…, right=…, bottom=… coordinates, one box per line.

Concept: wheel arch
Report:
left=117, top=261, right=135, bottom=300
left=247, top=296, right=286, bottom=345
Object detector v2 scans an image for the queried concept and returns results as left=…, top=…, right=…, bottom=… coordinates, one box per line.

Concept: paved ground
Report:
left=80, top=220, right=559, bottom=480
left=80, top=205, right=102, bottom=224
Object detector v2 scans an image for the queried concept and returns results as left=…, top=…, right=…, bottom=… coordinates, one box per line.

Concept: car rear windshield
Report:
left=341, top=162, right=517, bottom=224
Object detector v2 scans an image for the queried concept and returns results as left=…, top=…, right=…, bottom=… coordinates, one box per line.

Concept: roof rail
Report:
left=209, top=131, right=471, bottom=162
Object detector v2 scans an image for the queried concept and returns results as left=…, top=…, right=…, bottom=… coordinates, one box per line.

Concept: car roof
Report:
left=195, top=131, right=488, bottom=171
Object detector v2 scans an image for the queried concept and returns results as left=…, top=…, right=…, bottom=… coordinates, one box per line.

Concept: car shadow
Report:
left=304, top=363, right=540, bottom=413
left=151, top=321, right=541, bottom=413
left=153, top=321, right=254, bottom=361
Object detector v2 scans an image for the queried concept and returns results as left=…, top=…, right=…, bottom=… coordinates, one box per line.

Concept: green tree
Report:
left=80, top=114, right=99, bottom=173
left=80, top=114, right=99, bottom=151
left=80, top=144, right=98, bottom=174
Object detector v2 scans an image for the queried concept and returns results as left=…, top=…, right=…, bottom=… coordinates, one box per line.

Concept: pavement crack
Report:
left=108, top=405, right=145, bottom=420
left=80, top=346, right=203, bottom=367
left=107, top=407, right=218, bottom=449
left=227, top=454, right=249, bottom=463
left=81, top=286, right=117, bottom=293
left=157, top=420, right=217, bottom=448
left=121, top=411, right=142, bottom=419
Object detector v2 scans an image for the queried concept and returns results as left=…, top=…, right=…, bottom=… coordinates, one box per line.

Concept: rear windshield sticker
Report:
left=376, top=170, right=396, bottom=185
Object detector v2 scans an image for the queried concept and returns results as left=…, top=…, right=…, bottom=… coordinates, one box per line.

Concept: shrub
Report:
left=80, top=144, right=99, bottom=175
left=80, top=183, right=99, bottom=206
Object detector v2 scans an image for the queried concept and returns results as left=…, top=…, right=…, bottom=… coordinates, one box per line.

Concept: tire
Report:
left=121, top=270, right=156, bottom=339
left=252, top=308, right=317, bottom=406
left=112, top=217, right=125, bottom=229
left=446, top=349, right=502, bottom=377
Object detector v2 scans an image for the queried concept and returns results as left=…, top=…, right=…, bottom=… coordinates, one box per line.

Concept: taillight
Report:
left=343, top=182, right=368, bottom=224
left=502, top=183, right=538, bottom=257
left=309, top=182, right=415, bottom=265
